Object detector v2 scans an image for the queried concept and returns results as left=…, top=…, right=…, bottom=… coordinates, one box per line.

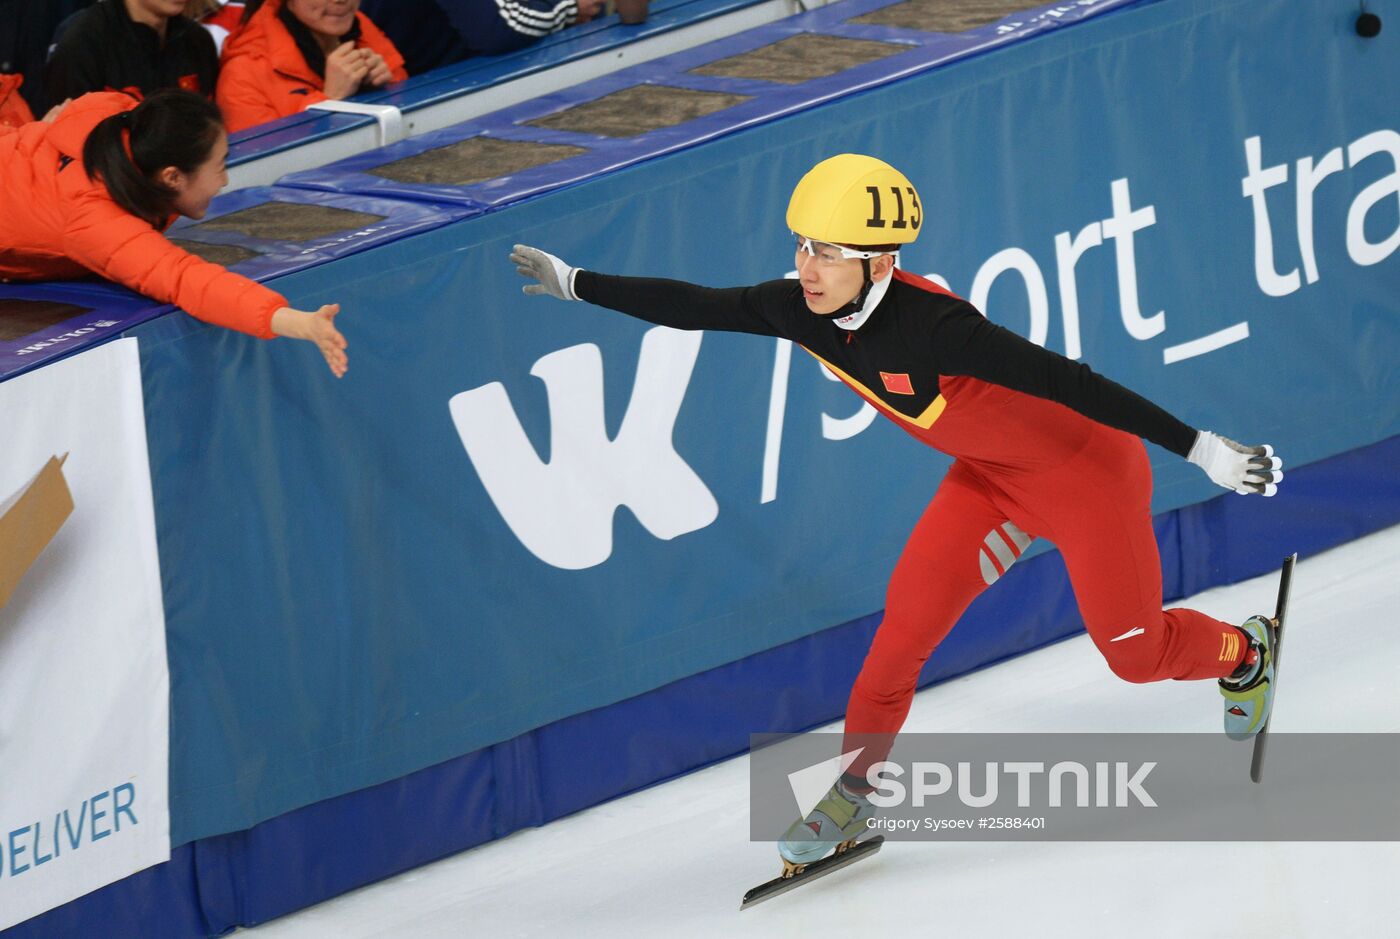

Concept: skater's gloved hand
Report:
left=1188, top=431, right=1283, bottom=496
left=511, top=245, right=579, bottom=301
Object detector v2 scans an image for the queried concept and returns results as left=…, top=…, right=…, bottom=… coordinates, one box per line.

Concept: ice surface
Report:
left=244, top=524, right=1400, bottom=939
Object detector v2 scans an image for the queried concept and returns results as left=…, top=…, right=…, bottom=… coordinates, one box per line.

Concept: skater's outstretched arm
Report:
left=510, top=244, right=792, bottom=337
left=928, top=299, right=1283, bottom=496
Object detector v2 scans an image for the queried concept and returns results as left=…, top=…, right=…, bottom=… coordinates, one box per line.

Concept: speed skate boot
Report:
left=1218, top=615, right=1276, bottom=740
left=777, top=776, right=877, bottom=871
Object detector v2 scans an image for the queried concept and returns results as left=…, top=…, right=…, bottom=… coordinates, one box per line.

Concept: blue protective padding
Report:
left=3, top=844, right=210, bottom=939
left=165, top=186, right=480, bottom=282
left=225, top=0, right=759, bottom=168
left=275, top=0, right=1139, bottom=207
left=11, top=433, right=1400, bottom=939
left=190, top=746, right=501, bottom=932
left=0, top=281, right=169, bottom=382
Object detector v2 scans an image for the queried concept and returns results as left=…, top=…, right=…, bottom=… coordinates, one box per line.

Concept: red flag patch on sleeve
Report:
left=880, top=372, right=915, bottom=395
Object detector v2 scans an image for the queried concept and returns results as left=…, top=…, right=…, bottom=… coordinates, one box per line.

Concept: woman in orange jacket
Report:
left=216, top=0, right=407, bottom=133
left=0, top=89, right=347, bottom=376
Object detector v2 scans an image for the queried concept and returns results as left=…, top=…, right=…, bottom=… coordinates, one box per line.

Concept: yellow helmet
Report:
left=786, top=153, right=922, bottom=247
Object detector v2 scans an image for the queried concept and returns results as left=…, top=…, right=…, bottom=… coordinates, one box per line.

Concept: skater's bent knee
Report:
left=1103, top=652, right=1164, bottom=684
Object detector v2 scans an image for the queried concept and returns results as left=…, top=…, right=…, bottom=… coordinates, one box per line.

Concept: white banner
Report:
left=0, top=339, right=170, bottom=930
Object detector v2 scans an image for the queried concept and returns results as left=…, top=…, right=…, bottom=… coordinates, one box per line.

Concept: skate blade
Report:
left=740, top=836, right=884, bottom=910
left=1250, top=552, right=1296, bottom=784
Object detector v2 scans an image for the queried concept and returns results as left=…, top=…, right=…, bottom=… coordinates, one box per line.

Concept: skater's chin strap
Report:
left=830, top=260, right=896, bottom=331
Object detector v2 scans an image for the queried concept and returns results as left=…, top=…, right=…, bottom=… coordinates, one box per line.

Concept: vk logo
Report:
left=449, top=327, right=718, bottom=570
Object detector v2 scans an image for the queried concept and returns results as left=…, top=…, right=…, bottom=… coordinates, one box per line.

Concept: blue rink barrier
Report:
left=13, top=432, right=1400, bottom=938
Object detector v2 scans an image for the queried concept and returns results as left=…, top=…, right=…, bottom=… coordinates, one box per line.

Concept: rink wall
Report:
left=18, top=434, right=1400, bottom=938
left=6, top=0, right=1399, bottom=934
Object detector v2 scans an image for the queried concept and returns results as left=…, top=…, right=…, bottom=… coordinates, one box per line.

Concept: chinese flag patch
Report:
left=179, top=74, right=201, bottom=92
left=880, top=372, right=915, bottom=395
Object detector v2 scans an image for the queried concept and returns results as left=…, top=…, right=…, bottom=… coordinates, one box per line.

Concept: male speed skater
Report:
left=510, top=153, right=1285, bottom=872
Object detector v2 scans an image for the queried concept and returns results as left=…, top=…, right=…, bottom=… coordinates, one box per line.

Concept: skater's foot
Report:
left=1218, top=615, right=1276, bottom=740
left=777, top=777, right=876, bottom=866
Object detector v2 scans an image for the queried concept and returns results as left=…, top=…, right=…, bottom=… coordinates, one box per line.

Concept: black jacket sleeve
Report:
left=931, top=302, right=1199, bottom=457
left=573, top=271, right=796, bottom=338
left=44, top=11, right=108, bottom=107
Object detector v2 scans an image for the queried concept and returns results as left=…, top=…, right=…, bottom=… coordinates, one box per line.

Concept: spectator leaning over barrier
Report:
left=0, top=90, right=348, bottom=376
left=45, top=0, right=220, bottom=110
left=216, top=0, right=406, bottom=133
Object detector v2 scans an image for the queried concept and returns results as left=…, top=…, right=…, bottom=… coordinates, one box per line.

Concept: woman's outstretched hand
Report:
left=272, top=304, right=348, bottom=378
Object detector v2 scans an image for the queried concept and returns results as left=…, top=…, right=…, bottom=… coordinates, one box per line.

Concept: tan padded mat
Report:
left=366, top=136, right=588, bottom=186
left=690, top=34, right=908, bottom=84
left=180, top=202, right=387, bottom=243
left=525, top=85, right=752, bottom=138
left=169, top=240, right=262, bottom=268
left=0, top=300, right=91, bottom=341
left=849, top=0, right=1044, bottom=32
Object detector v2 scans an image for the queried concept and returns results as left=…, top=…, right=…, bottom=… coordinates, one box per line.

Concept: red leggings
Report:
left=842, top=428, right=1245, bottom=778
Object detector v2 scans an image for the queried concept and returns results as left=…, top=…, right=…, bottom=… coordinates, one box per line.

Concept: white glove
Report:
left=511, top=244, right=579, bottom=301
left=1187, top=431, right=1283, bottom=496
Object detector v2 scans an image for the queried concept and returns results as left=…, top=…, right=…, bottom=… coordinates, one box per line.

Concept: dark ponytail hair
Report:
left=82, top=90, right=224, bottom=228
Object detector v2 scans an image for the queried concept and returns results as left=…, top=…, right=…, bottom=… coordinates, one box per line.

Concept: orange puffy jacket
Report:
left=0, top=74, right=36, bottom=131
left=216, top=0, right=407, bottom=133
left=0, top=92, right=285, bottom=338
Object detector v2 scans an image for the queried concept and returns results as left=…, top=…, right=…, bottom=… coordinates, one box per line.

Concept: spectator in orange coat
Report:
left=0, top=90, right=348, bottom=376
left=216, top=0, right=406, bottom=133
